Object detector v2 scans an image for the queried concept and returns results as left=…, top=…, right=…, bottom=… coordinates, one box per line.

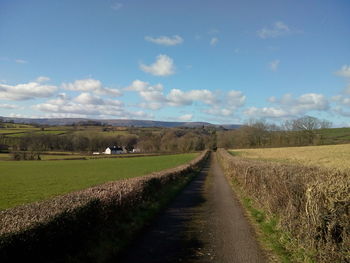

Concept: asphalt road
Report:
left=119, top=152, right=267, bottom=263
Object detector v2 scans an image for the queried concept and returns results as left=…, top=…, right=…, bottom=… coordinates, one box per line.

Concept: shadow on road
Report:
left=118, top=162, right=210, bottom=263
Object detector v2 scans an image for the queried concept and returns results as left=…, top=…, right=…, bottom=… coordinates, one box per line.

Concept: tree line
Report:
left=1, top=127, right=217, bottom=154
left=217, top=116, right=333, bottom=149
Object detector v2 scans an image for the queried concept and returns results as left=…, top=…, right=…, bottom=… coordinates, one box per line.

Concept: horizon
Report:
left=1, top=0, right=350, bottom=126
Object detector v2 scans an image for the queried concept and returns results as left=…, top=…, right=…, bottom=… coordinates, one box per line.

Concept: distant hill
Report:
left=0, top=116, right=241, bottom=129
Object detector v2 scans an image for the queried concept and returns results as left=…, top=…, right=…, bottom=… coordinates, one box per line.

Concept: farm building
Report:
left=104, top=146, right=124, bottom=154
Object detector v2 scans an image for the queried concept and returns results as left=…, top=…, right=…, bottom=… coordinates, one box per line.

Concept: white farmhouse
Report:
left=103, top=146, right=124, bottom=154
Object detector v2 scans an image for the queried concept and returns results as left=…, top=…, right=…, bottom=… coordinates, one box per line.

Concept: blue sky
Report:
left=1, top=0, right=350, bottom=125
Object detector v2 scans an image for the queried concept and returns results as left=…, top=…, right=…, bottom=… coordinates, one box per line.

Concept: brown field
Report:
left=230, top=144, right=350, bottom=170
left=219, top=148, right=350, bottom=262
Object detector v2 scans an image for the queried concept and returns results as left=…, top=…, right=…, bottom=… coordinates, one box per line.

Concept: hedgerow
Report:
left=217, top=149, right=349, bottom=263
left=0, top=150, right=209, bottom=262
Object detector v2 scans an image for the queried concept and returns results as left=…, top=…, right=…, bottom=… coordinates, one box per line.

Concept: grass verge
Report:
left=241, top=196, right=315, bottom=263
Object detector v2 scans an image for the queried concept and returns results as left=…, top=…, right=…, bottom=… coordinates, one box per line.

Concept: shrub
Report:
left=217, top=149, right=349, bottom=263
left=0, top=150, right=209, bottom=262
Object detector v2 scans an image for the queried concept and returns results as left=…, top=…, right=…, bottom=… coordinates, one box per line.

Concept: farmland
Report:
left=230, top=143, right=350, bottom=170
left=222, top=146, right=350, bottom=262
left=0, top=122, right=130, bottom=137
left=0, top=153, right=198, bottom=210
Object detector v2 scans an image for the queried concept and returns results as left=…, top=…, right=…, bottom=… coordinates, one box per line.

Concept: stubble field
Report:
left=230, top=143, right=350, bottom=170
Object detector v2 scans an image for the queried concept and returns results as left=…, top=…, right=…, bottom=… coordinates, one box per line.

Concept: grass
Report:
left=242, top=197, right=316, bottom=263
left=242, top=198, right=292, bottom=263
left=230, top=144, right=350, bottom=170
left=317, top=127, right=350, bottom=144
left=0, top=153, right=198, bottom=210
left=0, top=124, right=134, bottom=138
left=0, top=128, right=39, bottom=134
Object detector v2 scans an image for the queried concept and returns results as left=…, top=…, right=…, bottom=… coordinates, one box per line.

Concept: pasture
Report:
left=0, top=153, right=198, bottom=210
left=230, top=143, right=350, bottom=170
left=0, top=123, right=134, bottom=137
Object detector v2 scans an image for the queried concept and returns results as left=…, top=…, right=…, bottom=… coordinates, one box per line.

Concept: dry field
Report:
left=220, top=147, right=350, bottom=262
left=230, top=144, right=350, bottom=170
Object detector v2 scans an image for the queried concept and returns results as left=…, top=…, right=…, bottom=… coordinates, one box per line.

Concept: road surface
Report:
left=119, top=152, right=267, bottom=263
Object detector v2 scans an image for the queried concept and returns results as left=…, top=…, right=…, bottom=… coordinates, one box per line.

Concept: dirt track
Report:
left=119, top=153, right=267, bottom=263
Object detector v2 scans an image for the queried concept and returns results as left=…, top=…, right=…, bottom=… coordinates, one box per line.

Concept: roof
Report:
left=107, top=146, right=123, bottom=151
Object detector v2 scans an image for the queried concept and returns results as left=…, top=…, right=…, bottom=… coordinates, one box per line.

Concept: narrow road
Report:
left=119, top=153, right=267, bottom=263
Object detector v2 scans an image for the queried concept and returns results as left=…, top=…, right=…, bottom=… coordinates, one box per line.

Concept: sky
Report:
left=0, top=0, right=350, bottom=126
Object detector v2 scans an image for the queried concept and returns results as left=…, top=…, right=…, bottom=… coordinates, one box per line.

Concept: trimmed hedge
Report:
left=0, top=150, right=209, bottom=262
left=217, top=148, right=349, bottom=263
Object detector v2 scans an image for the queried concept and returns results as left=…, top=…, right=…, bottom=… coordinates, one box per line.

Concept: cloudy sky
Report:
left=1, top=0, right=350, bottom=125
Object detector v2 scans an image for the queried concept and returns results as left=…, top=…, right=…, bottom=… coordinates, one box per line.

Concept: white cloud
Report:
left=36, top=76, right=50, bottom=83
left=244, top=107, right=290, bottom=118
left=0, top=80, right=57, bottom=100
left=43, top=113, right=89, bottom=118
left=334, top=107, right=350, bottom=117
left=166, top=89, right=192, bottom=106
left=96, top=87, right=122, bottom=97
left=140, top=54, right=175, bottom=76
left=15, top=59, right=28, bottom=64
left=167, top=89, right=216, bottom=106
left=125, top=80, right=246, bottom=120
left=245, top=93, right=329, bottom=119
left=145, top=35, right=183, bottom=46
left=126, top=80, right=165, bottom=104
left=111, top=2, right=123, bottom=11
left=34, top=92, right=144, bottom=119
left=125, top=79, right=150, bottom=92
left=204, top=107, right=234, bottom=117
left=187, top=90, right=217, bottom=104
left=292, top=93, right=329, bottom=113
left=62, top=78, right=122, bottom=97
left=335, top=65, right=350, bottom=78
left=210, top=37, right=219, bottom=46
left=126, top=80, right=218, bottom=109
left=257, top=21, right=291, bottom=39
left=74, top=92, right=106, bottom=105
left=178, top=114, right=193, bottom=121
left=72, top=92, right=124, bottom=107
left=139, top=102, right=163, bottom=110
left=62, top=78, right=101, bottom=91
left=0, top=104, right=19, bottom=109
left=203, top=90, right=245, bottom=118
left=269, top=59, right=280, bottom=71
left=332, top=95, right=350, bottom=107
left=227, top=90, right=246, bottom=108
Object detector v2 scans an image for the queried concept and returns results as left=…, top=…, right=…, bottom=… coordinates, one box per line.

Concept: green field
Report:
left=0, top=153, right=198, bottom=210
left=317, top=127, right=350, bottom=144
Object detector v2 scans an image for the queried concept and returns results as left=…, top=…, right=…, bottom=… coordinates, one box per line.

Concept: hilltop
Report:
left=0, top=116, right=241, bottom=129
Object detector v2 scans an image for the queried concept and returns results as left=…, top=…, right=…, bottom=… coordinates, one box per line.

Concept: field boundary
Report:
left=0, top=150, right=209, bottom=262
left=217, top=148, right=349, bottom=263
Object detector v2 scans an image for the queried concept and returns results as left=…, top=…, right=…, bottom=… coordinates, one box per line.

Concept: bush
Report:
left=11, top=151, right=41, bottom=161
left=217, top=149, right=349, bottom=263
left=0, top=150, right=209, bottom=262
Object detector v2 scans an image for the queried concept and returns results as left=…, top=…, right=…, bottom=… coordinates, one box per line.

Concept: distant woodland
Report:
left=0, top=115, right=343, bottom=155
